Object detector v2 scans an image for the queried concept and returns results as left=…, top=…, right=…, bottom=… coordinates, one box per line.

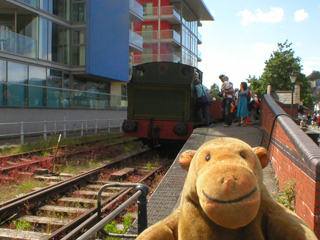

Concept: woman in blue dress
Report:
left=236, top=82, right=250, bottom=127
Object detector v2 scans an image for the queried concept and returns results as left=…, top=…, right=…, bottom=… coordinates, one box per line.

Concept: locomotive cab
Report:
left=122, top=62, right=212, bottom=148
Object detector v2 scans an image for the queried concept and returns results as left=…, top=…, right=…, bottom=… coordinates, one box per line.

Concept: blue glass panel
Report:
left=29, top=66, right=46, bottom=107
left=7, top=84, right=26, bottom=106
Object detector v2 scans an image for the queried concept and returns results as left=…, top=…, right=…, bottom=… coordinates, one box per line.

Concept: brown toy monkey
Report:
left=136, top=137, right=317, bottom=240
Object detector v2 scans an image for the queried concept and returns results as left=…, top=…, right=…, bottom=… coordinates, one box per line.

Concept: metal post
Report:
left=158, top=0, right=161, bottom=61
left=20, top=122, right=24, bottom=145
left=136, top=184, right=149, bottom=234
left=54, top=121, right=57, bottom=134
left=291, top=86, right=294, bottom=118
left=81, top=120, right=84, bottom=137
left=43, top=121, right=47, bottom=141
left=78, top=183, right=149, bottom=240
left=63, top=120, right=67, bottom=138
left=108, top=120, right=111, bottom=134
left=95, top=119, right=98, bottom=134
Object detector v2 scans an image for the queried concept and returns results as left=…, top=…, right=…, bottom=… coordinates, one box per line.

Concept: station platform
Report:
left=138, top=122, right=280, bottom=231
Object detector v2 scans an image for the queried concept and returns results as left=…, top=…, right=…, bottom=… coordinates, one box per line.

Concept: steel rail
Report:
left=51, top=162, right=171, bottom=240
left=0, top=137, right=137, bottom=174
left=0, top=149, right=150, bottom=220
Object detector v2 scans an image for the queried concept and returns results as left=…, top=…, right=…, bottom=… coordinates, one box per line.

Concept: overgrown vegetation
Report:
left=0, top=179, right=47, bottom=203
left=102, top=213, right=133, bottom=240
left=276, top=180, right=296, bottom=211
left=13, top=219, right=32, bottom=231
left=0, top=133, right=124, bottom=157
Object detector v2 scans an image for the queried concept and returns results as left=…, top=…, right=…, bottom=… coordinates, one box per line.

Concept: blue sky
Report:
left=198, top=0, right=320, bottom=90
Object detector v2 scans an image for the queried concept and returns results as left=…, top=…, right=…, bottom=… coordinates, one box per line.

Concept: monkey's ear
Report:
left=179, top=150, right=197, bottom=171
left=253, top=147, right=269, bottom=169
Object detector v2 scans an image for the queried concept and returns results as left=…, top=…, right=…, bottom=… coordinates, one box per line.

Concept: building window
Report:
left=121, top=84, right=127, bottom=100
left=143, top=2, right=154, bottom=16
left=0, top=60, right=6, bottom=82
left=48, top=22, right=70, bottom=64
left=7, top=62, right=27, bottom=106
left=28, top=66, right=46, bottom=107
left=72, top=1, right=86, bottom=23
left=39, top=17, right=48, bottom=60
left=47, top=69, right=62, bottom=107
left=142, top=25, right=154, bottom=40
left=52, top=0, right=69, bottom=20
left=72, top=29, right=86, bottom=65
left=0, top=60, right=6, bottom=106
left=18, top=0, right=37, bottom=8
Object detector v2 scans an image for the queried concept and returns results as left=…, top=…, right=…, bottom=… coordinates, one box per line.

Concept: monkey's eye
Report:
left=240, top=152, right=246, bottom=159
left=205, top=154, right=211, bottom=161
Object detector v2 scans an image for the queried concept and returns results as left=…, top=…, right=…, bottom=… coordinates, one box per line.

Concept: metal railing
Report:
left=129, top=0, right=143, bottom=18
left=0, top=29, right=37, bottom=58
left=0, top=81, right=128, bottom=109
left=129, top=30, right=143, bottom=49
left=136, top=29, right=181, bottom=44
left=77, top=183, right=149, bottom=240
left=143, top=5, right=180, bottom=19
left=133, top=53, right=180, bottom=65
left=0, top=118, right=124, bottom=144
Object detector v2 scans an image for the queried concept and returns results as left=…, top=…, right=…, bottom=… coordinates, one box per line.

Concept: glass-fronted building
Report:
left=0, top=0, right=143, bottom=110
left=0, top=0, right=212, bottom=127
left=132, top=0, right=213, bottom=69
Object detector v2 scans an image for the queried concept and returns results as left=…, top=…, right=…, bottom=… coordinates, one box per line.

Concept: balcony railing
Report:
left=161, top=30, right=180, bottom=43
left=129, top=30, right=143, bottom=50
left=144, top=6, right=181, bottom=23
left=136, top=29, right=181, bottom=45
left=129, top=0, right=143, bottom=21
left=0, top=29, right=37, bottom=58
left=197, top=32, right=202, bottom=44
left=197, top=51, right=202, bottom=61
left=0, top=81, right=127, bottom=109
left=133, top=53, right=180, bottom=65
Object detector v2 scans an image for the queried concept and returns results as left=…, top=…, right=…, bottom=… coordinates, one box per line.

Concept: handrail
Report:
left=0, top=118, right=124, bottom=144
left=77, top=183, right=149, bottom=240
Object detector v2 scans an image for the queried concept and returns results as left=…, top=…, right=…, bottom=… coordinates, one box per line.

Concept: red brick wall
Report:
left=261, top=95, right=320, bottom=238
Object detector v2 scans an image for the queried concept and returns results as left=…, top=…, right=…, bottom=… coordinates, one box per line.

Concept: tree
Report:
left=309, top=71, right=320, bottom=81
left=247, top=75, right=263, bottom=98
left=210, top=83, right=222, bottom=100
left=250, top=40, right=312, bottom=108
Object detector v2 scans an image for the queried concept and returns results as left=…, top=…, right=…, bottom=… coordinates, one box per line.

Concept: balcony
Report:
left=136, top=29, right=181, bottom=46
left=133, top=53, right=180, bottom=65
left=130, top=0, right=143, bottom=22
left=0, top=29, right=37, bottom=58
left=129, top=30, right=143, bottom=52
left=143, top=6, right=181, bottom=24
left=197, top=32, right=202, bottom=44
left=197, top=51, right=202, bottom=62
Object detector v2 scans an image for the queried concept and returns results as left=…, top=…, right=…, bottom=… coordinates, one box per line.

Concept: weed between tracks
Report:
left=0, top=179, right=47, bottom=203
left=0, top=135, right=141, bottom=203
left=1, top=139, right=178, bottom=236
left=101, top=213, right=133, bottom=239
left=0, top=133, right=124, bottom=157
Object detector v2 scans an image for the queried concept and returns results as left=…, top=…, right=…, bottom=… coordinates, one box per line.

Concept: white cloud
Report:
left=295, top=9, right=309, bottom=22
left=252, top=43, right=277, bottom=55
left=302, top=58, right=320, bottom=75
left=305, top=61, right=319, bottom=66
left=238, top=8, right=284, bottom=25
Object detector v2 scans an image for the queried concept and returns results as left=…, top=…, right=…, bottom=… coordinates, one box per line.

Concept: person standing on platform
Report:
left=219, top=74, right=234, bottom=127
left=236, top=82, right=250, bottom=127
left=195, top=78, right=210, bottom=126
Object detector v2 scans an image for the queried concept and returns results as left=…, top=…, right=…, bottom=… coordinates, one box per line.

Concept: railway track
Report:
left=0, top=135, right=138, bottom=179
left=0, top=146, right=177, bottom=240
